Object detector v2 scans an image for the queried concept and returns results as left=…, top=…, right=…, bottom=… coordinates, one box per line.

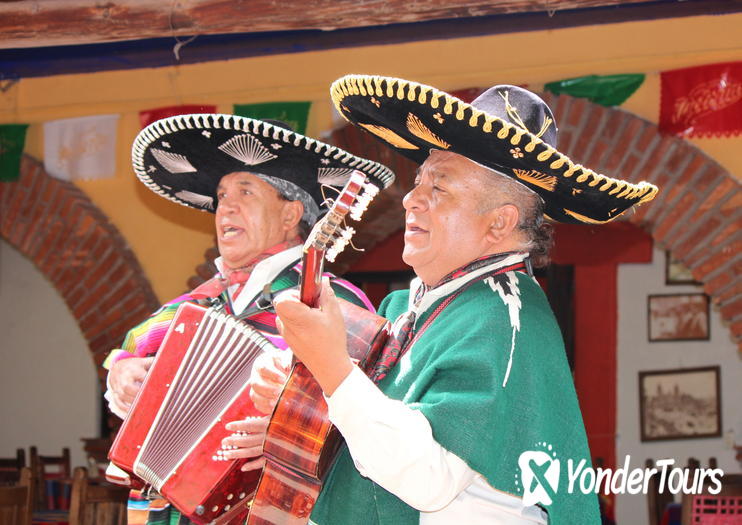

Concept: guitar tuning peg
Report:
left=364, top=182, right=380, bottom=197
left=342, top=227, right=355, bottom=240
left=350, top=199, right=370, bottom=221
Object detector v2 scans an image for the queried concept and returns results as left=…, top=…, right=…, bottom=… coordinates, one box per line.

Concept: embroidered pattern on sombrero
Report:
left=131, top=113, right=396, bottom=215
left=330, top=74, right=658, bottom=224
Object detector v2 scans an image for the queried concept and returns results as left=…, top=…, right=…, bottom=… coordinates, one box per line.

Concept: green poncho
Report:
left=311, top=270, right=600, bottom=524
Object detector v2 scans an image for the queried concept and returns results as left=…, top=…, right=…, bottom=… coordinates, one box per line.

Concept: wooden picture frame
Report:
left=639, top=366, right=721, bottom=441
left=648, top=293, right=710, bottom=342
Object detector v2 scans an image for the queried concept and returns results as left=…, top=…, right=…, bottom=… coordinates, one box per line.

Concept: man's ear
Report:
left=282, top=200, right=304, bottom=231
left=486, top=204, right=520, bottom=244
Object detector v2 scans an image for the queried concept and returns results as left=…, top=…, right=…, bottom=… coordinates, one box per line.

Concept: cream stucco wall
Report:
left=1, top=12, right=740, bottom=301
left=0, top=240, right=98, bottom=469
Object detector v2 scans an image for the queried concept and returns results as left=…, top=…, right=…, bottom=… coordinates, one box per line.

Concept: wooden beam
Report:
left=0, top=0, right=656, bottom=49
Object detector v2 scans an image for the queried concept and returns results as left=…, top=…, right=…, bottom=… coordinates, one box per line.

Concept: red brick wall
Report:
left=0, top=156, right=160, bottom=381
left=538, top=93, right=741, bottom=349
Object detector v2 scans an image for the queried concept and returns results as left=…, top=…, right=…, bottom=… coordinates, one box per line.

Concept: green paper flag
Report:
left=545, top=74, right=645, bottom=106
left=0, top=124, right=29, bottom=182
left=233, top=101, right=311, bottom=134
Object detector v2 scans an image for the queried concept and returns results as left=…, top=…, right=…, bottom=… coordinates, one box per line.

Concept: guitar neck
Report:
left=296, top=170, right=374, bottom=309
left=299, top=246, right=324, bottom=308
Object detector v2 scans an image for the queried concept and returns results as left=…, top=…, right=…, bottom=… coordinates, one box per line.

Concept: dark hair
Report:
left=519, top=197, right=553, bottom=269
left=296, top=220, right=311, bottom=241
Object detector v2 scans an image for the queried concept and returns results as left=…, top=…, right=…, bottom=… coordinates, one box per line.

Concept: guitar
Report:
left=235, top=171, right=391, bottom=525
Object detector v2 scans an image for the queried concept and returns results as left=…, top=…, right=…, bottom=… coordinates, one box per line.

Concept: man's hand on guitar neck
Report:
left=274, top=278, right=354, bottom=397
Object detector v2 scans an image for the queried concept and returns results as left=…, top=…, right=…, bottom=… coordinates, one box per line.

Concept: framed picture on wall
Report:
left=665, top=251, right=701, bottom=285
left=648, top=293, right=710, bottom=342
left=639, top=366, right=721, bottom=441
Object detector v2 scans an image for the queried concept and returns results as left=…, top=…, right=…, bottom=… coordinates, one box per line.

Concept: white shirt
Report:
left=319, top=255, right=547, bottom=524
left=214, top=245, right=302, bottom=316
left=324, top=366, right=548, bottom=525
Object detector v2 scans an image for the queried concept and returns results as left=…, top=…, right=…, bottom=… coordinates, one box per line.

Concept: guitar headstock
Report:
left=306, top=170, right=380, bottom=262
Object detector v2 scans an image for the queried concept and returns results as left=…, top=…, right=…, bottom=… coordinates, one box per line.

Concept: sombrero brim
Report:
left=132, top=113, right=395, bottom=214
left=331, top=75, right=658, bottom=224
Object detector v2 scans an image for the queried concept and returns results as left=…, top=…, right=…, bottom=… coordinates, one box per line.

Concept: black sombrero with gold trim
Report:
left=331, top=75, right=658, bottom=224
left=132, top=113, right=395, bottom=224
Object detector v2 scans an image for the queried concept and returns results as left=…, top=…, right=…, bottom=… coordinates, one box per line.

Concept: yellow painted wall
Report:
left=1, top=13, right=741, bottom=301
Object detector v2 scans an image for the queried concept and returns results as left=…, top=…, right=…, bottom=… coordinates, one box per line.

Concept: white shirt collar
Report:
left=408, top=252, right=529, bottom=320
left=213, top=244, right=303, bottom=315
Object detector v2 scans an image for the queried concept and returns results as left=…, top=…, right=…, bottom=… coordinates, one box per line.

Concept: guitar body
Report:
left=247, top=300, right=390, bottom=524
left=243, top=170, right=386, bottom=524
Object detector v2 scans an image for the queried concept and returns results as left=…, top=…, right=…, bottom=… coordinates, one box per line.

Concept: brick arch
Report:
left=325, top=93, right=741, bottom=345
left=0, top=155, right=161, bottom=380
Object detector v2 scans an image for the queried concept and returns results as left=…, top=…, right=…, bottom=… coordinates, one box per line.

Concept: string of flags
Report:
left=0, top=101, right=311, bottom=183
left=1, top=61, right=741, bottom=183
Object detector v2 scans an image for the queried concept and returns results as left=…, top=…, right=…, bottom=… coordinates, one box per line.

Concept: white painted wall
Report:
left=0, top=239, right=98, bottom=471
left=616, top=246, right=742, bottom=525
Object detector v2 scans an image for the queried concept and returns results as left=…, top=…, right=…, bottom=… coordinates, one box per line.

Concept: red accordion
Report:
left=107, top=301, right=272, bottom=524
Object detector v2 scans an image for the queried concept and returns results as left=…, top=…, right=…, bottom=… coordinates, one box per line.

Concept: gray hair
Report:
left=476, top=165, right=553, bottom=268
left=254, top=174, right=320, bottom=225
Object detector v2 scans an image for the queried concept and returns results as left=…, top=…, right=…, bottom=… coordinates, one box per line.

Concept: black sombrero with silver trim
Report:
left=132, top=113, right=395, bottom=224
left=330, top=75, right=658, bottom=224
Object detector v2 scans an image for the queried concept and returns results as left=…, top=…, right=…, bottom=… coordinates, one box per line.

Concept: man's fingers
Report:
left=257, top=364, right=287, bottom=385
left=225, top=416, right=269, bottom=433
left=141, top=356, right=156, bottom=371
left=273, top=293, right=311, bottom=324
left=222, top=445, right=263, bottom=460
left=241, top=457, right=266, bottom=472
left=275, top=316, right=285, bottom=337
left=222, top=433, right=264, bottom=452
left=251, top=399, right=275, bottom=416
left=119, top=392, right=136, bottom=406
left=250, top=382, right=283, bottom=401
left=318, top=278, right=342, bottom=317
left=272, top=353, right=291, bottom=374
left=122, top=383, right=141, bottom=399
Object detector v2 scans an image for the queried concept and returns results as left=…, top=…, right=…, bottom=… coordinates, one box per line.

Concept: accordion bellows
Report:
left=108, top=302, right=272, bottom=524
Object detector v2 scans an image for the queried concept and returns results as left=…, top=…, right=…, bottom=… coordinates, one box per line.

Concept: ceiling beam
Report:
left=0, top=0, right=658, bottom=49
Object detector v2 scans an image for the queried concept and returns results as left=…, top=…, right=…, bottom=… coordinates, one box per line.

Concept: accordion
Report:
left=107, top=301, right=273, bottom=524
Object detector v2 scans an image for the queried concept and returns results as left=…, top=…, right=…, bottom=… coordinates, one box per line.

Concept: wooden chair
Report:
left=29, top=447, right=71, bottom=510
left=0, top=450, right=25, bottom=472
left=0, top=467, right=33, bottom=525
left=80, top=438, right=113, bottom=479
left=0, top=450, right=26, bottom=487
left=68, top=467, right=129, bottom=525
left=647, top=458, right=676, bottom=525
left=681, top=473, right=742, bottom=525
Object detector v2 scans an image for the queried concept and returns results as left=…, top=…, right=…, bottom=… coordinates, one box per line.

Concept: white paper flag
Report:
left=44, top=114, right=119, bottom=181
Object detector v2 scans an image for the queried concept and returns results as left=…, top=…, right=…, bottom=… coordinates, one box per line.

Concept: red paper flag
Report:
left=139, top=104, right=217, bottom=128
left=660, top=61, right=742, bottom=138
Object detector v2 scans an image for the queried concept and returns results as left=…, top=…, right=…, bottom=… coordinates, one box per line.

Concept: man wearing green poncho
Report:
left=250, top=75, right=658, bottom=524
